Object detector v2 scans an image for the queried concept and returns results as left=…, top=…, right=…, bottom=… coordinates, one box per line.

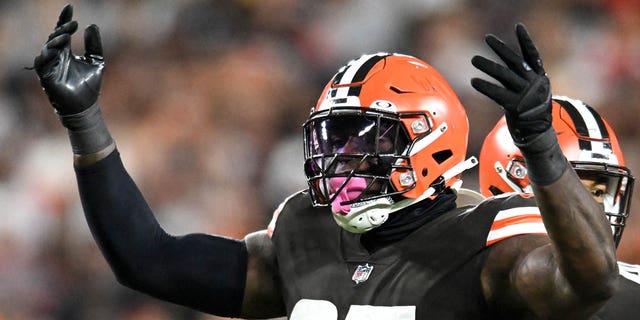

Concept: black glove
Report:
left=471, top=23, right=552, bottom=144
left=34, top=4, right=104, bottom=115
left=33, top=4, right=113, bottom=156
left=471, top=23, right=566, bottom=185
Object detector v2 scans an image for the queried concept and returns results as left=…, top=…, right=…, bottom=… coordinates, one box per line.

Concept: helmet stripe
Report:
left=584, top=103, right=609, bottom=139
left=554, top=96, right=614, bottom=156
left=348, top=54, right=388, bottom=97
left=554, top=98, right=591, bottom=150
left=331, top=65, right=349, bottom=98
left=332, top=53, right=390, bottom=100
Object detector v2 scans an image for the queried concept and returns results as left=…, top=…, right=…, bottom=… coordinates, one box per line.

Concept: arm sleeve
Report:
left=74, top=150, right=247, bottom=317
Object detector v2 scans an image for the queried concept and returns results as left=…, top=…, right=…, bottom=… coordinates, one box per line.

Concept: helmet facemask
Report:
left=304, top=108, right=411, bottom=219
left=573, top=161, right=635, bottom=247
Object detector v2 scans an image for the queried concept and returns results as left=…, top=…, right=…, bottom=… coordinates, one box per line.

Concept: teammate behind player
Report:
left=33, top=5, right=617, bottom=319
left=479, top=96, right=634, bottom=246
left=479, top=95, right=638, bottom=319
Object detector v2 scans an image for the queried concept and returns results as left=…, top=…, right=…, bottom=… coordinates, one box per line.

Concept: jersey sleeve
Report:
left=618, top=261, right=640, bottom=284
left=485, top=193, right=548, bottom=246
left=75, top=150, right=248, bottom=316
left=268, top=191, right=305, bottom=238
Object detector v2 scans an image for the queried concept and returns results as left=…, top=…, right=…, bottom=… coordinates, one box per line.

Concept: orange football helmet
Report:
left=479, top=95, right=634, bottom=246
left=303, top=53, right=477, bottom=233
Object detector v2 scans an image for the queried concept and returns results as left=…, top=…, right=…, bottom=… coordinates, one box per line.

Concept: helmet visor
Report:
left=304, top=115, right=403, bottom=156
left=303, top=113, right=409, bottom=205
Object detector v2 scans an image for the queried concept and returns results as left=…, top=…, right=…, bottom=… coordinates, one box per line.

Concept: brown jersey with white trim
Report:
left=269, top=191, right=544, bottom=319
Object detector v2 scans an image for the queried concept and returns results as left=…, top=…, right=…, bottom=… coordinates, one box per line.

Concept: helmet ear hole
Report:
left=489, top=185, right=504, bottom=196
left=432, top=150, right=453, bottom=164
left=421, top=168, right=428, bottom=177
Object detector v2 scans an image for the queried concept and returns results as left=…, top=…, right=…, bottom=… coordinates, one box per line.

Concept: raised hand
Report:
left=471, top=23, right=566, bottom=186
left=33, top=4, right=114, bottom=158
left=471, top=23, right=551, bottom=144
left=34, top=4, right=104, bottom=115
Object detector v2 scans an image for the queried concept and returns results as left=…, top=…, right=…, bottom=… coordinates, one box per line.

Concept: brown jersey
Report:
left=591, top=262, right=640, bottom=320
left=270, top=191, right=543, bottom=319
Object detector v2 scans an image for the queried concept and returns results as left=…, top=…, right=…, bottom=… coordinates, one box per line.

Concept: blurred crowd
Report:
left=1, top=0, right=639, bottom=319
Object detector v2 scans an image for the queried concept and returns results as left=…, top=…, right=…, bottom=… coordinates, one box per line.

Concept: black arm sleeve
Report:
left=74, top=150, right=247, bottom=317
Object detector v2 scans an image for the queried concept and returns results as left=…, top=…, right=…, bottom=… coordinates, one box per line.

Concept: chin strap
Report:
left=333, top=156, right=478, bottom=233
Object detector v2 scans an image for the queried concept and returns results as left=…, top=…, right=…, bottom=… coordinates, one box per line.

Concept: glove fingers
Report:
left=84, top=24, right=104, bottom=60
left=485, top=35, right=537, bottom=81
left=55, top=4, right=73, bottom=29
left=516, top=24, right=545, bottom=75
left=470, top=78, right=518, bottom=110
left=471, top=56, right=527, bottom=92
left=33, top=50, right=53, bottom=73
left=34, top=34, right=70, bottom=75
left=34, top=46, right=58, bottom=68
left=46, top=33, right=71, bottom=50
left=485, top=35, right=524, bottom=73
left=48, top=20, right=78, bottom=41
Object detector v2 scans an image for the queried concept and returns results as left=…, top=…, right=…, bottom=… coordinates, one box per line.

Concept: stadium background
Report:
left=1, top=0, right=639, bottom=318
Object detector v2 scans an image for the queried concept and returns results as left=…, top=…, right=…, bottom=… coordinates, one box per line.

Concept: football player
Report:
left=32, top=5, right=617, bottom=319
left=479, top=95, right=639, bottom=319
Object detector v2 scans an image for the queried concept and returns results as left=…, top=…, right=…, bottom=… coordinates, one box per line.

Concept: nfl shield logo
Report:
left=352, top=263, right=374, bottom=284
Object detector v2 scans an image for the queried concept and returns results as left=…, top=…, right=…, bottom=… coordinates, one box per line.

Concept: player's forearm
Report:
left=74, top=150, right=248, bottom=316
left=74, top=149, right=167, bottom=277
left=532, top=166, right=618, bottom=300
left=516, top=125, right=617, bottom=300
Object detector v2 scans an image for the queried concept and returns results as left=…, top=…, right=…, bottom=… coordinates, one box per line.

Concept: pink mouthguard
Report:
left=329, top=177, right=367, bottom=215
